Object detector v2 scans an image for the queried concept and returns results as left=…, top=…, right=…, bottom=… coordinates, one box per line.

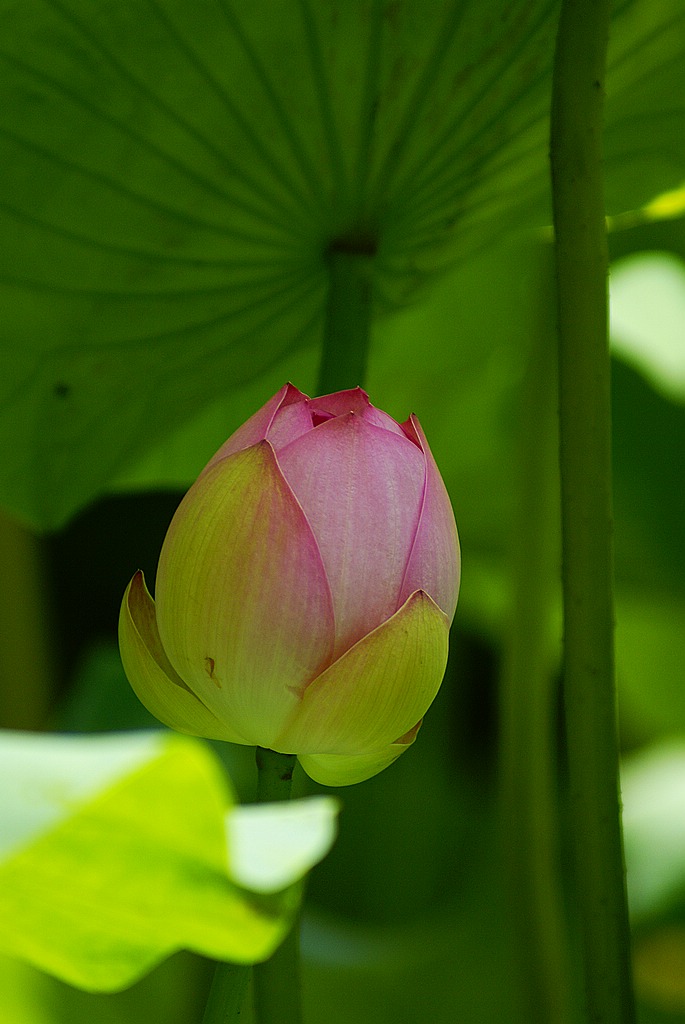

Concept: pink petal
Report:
left=265, top=400, right=314, bottom=453
left=399, top=415, right=460, bottom=622
left=155, top=442, right=335, bottom=748
left=310, top=388, right=406, bottom=438
left=277, top=412, right=425, bottom=657
left=203, top=383, right=307, bottom=472
left=310, top=387, right=371, bottom=417
left=362, top=405, right=407, bottom=437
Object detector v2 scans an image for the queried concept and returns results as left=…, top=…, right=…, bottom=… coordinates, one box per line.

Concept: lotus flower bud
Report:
left=119, top=385, right=460, bottom=786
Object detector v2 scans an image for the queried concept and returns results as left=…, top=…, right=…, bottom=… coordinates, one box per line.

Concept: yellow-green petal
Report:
left=155, top=442, right=335, bottom=749
left=276, top=590, right=449, bottom=756
left=298, top=727, right=421, bottom=787
left=119, top=571, right=244, bottom=743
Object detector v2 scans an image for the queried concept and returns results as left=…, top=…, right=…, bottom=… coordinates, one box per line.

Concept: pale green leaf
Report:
left=0, top=729, right=168, bottom=859
left=0, top=730, right=335, bottom=991
left=622, top=743, right=685, bottom=921
left=610, top=251, right=685, bottom=402
left=227, top=797, right=339, bottom=894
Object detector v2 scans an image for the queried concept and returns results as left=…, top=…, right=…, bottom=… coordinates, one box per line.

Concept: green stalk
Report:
left=255, top=747, right=297, bottom=802
left=550, top=2, right=636, bottom=1022
left=201, top=963, right=250, bottom=1024
left=500, top=247, right=575, bottom=1024
left=202, top=750, right=299, bottom=1024
left=252, top=750, right=302, bottom=1024
left=317, top=244, right=375, bottom=395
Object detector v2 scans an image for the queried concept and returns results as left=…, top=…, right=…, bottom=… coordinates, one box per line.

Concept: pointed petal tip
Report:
left=201, top=384, right=309, bottom=473
left=310, top=386, right=371, bottom=416
left=282, top=381, right=309, bottom=402
left=393, top=719, right=422, bottom=745
left=399, top=412, right=422, bottom=449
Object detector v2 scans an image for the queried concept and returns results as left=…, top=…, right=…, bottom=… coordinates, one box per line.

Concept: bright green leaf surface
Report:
left=0, top=0, right=684, bottom=528
left=0, top=730, right=336, bottom=991
left=0, top=729, right=167, bottom=859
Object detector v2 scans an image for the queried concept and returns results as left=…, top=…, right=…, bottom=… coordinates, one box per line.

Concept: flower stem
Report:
left=253, top=750, right=302, bottom=1024
left=317, top=243, right=375, bottom=395
left=500, top=246, right=575, bottom=1023
left=202, top=750, right=300, bottom=1024
left=201, top=963, right=249, bottom=1024
left=255, top=747, right=297, bottom=803
left=550, top=2, right=636, bottom=1022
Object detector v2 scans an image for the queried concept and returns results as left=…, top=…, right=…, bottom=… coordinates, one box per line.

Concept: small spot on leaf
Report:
left=204, top=657, right=221, bottom=688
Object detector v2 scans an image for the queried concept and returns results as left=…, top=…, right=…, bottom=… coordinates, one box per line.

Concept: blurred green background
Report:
left=1, top=1, right=684, bottom=1021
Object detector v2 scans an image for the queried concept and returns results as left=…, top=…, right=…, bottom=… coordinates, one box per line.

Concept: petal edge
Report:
left=119, top=571, right=244, bottom=743
left=399, top=414, right=460, bottom=621
left=298, top=726, right=420, bottom=787
left=155, top=443, right=335, bottom=748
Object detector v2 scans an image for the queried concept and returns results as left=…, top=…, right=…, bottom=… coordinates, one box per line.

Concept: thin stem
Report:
left=253, top=750, right=302, bottom=1024
left=255, top=748, right=297, bottom=803
left=202, top=963, right=250, bottom=1024
left=550, top=2, right=636, bottom=1022
left=317, top=243, right=375, bottom=395
left=202, top=750, right=299, bottom=1024
left=500, top=246, right=576, bottom=1024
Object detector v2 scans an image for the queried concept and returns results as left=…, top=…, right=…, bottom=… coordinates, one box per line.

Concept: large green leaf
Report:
left=0, top=729, right=337, bottom=991
left=0, top=0, right=684, bottom=528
